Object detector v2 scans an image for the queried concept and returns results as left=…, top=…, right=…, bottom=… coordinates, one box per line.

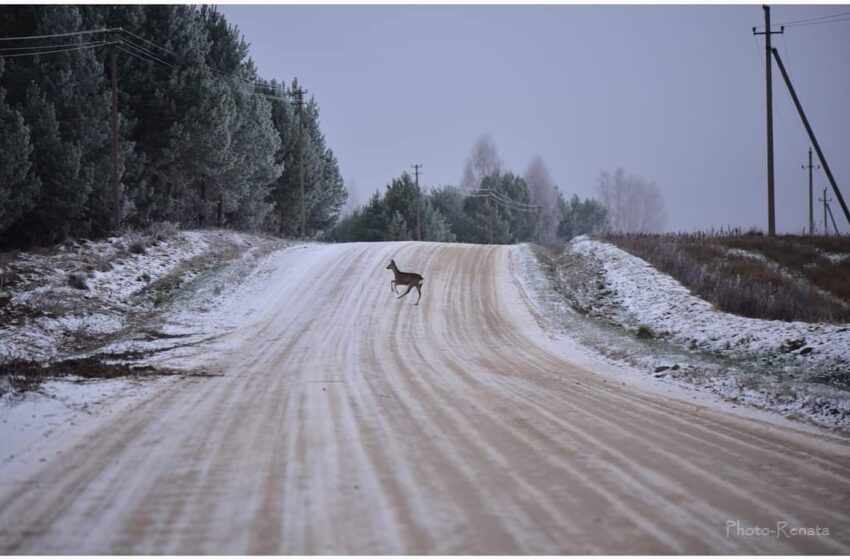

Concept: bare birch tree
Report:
left=524, top=156, right=559, bottom=245
left=595, top=168, right=667, bottom=233
left=460, top=133, right=502, bottom=191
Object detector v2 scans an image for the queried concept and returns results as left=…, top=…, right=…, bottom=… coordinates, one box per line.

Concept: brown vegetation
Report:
left=602, top=231, right=850, bottom=323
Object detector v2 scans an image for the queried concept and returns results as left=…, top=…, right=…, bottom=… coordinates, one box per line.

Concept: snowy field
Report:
left=513, top=237, right=850, bottom=430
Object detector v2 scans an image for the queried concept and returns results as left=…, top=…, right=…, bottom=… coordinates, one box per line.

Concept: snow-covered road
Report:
left=1, top=241, right=849, bottom=554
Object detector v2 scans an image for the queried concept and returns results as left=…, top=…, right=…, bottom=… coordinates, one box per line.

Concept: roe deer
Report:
left=386, top=259, right=424, bottom=305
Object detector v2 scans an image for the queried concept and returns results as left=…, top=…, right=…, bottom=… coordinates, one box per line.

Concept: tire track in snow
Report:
left=0, top=241, right=848, bottom=553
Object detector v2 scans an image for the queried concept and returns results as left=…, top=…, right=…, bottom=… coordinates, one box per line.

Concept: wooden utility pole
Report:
left=110, top=36, right=120, bottom=233
left=486, top=193, right=493, bottom=244
left=772, top=47, right=850, bottom=231
left=802, top=148, right=819, bottom=235
left=411, top=164, right=422, bottom=241
left=292, top=87, right=308, bottom=240
left=820, top=187, right=831, bottom=234
left=753, top=6, right=783, bottom=236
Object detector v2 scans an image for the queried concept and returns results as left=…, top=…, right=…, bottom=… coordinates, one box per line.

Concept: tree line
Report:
left=0, top=5, right=346, bottom=248
left=330, top=134, right=670, bottom=246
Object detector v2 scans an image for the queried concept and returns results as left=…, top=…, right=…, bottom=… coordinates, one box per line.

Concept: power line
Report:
left=112, top=28, right=293, bottom=103
left=254, top=92, right=292, bottom=104
left=785, top=15, right=850, bottom=28
left=461, top=188, right=541, bottom=213
left=0, top=41, right=113, bottom=58
left=0, top=27, right=119, bottom=42
left=775, top=10, right=850, bottom=27
left=116, top=44, right=164, bottom=67
left=118, top=37, right=173, bottom=67
left=116, top=32, right=292, bottom=106
left=117, top=27, right=176, bottom=58
left=115, top=28, right=264, bottom=89
left=477, top=188, right=540, bottom=210
left=0, top=39, right=108, bottom=52
left=0, top=25, right=276, bottom=94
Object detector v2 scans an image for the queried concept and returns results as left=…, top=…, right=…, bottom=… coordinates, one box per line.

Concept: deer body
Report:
left=386, top=259, right=424, bottom=305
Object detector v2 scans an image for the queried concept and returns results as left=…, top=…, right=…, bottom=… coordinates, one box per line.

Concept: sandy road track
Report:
left=1, top=242, right=848, bottom=554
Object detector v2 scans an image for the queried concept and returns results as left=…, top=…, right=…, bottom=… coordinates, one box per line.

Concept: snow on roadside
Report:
left=2, top=230, right=205, bottom=361
left=511, top=239, right=850, bottom=431
left=0, top=228, right=292, bottom=469
left=2, top=378, right=136, bottom=463
left=0, top=229, right=278, bottom=363
left=102, top=241, right=319, bottom=371
left=571, top=236, right=850, bottom=374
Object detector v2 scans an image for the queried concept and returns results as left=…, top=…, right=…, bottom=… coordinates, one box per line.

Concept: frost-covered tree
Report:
left=268, top=80, right=346, bottom=237
left=557, top=193, right=608, bottom=240
left=387, top=211, right=411, bottom=241
left=220, top=95, right=282, bottom=230
left=524, top=156, right=559, bottom=245
left=0, top=6, right=345, bottom=245
left=595, top=168, right=667, bottom=233
left=429, top=186, right=475, bottom=241
left=0, top=75, right=39, bottom=235
left=460, top=133, right=502, bottom=191
left=422, top=200, right=456, bottom=243
left=16, top=84, right=84, bottom=243
left=0, top=6, right=111, bottom=241
left=383, top=172, right=419, bottom=231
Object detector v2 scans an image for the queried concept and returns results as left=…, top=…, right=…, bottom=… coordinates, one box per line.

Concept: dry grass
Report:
left=718, top=234, right=850, bottom=304
left=601, top=231, right=850, bottom=323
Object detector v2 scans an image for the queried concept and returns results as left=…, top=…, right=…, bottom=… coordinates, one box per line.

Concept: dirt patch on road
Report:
left=0, top=353, right=208, bottom=398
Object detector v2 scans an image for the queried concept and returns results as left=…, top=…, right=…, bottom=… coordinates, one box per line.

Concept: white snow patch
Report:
left=0, top=229, right=279, bottom=363
left=570, top=236, right=850, bottom=370
left=510, top=240, right=850, bottom=431
left=0, top=376, right=173, bottom=474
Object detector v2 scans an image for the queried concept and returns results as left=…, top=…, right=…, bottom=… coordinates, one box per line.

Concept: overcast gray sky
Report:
left=219, top=4, right=850, bottom=234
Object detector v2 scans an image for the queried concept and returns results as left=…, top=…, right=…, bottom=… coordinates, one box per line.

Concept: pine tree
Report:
left=1, top=6, right=343, bottom=244
left=222, top=94, right=282, bottom=230
left=422, top=200, right=456, bottom=242
left=267, top=80, right=346, bottom=237
left=16, top=83, right=84, bottom=243
left=383, top=172, right=418, bottom=230
left=0, top=6, right=110, bottom=239
left=0, top=77, right=40, bottom=236
left=557, top=193, right=607, bottom=240
left=429, top=186, right=476, bottom=241
left=387, top=211, right=411, bottom=241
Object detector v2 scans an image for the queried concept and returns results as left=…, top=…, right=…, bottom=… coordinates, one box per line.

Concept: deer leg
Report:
left=390, top=279, right=397, bottom=293
left=414, top=282, right=422, bottom=305
left=397, top=283, right=414, bottom=299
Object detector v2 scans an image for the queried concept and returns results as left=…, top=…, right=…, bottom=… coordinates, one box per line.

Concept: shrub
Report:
left=146, top=221, right=179, bottom=242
